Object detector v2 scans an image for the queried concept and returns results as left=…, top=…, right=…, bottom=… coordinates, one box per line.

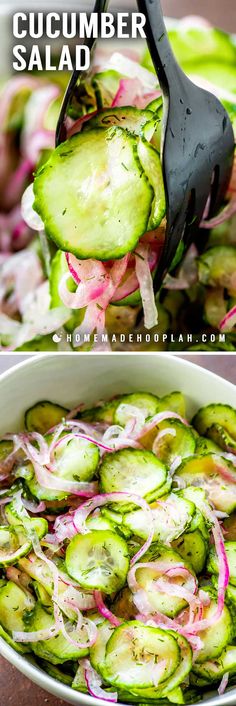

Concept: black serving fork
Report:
left=56, top=0, right=235, bottom=290
left=137, top=0, right=235, bottom=289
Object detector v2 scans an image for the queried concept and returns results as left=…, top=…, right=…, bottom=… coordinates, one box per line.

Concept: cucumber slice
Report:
left=82, top=106, right=153, bottom=136
left=205, top=424, right=236, bottom=453
left=194, top=594, right=233, bottom=664
left=158, top=392, right=186, bottom=418
left=99, top=448, right=167, bottom=503
left=208, top=541, right=236, bottom=586
left=5, top=501, right=48, bottom=539
left=90, top=619, right=115, bottom=678
left=25, top=400, right=68, bottom=434
left=81, top=397, right=121, bottom=424
left=0, top=525, right=33, bottom=566
left=192, top=645, right=236, bottom=683
left=123, top=493, right=195, bottom=543
left=25, top=432, right=99, bottom=502
left=0, top=515, right=47, bottom=566
left=168, top=26, right=236, bottom=67
left=42, top=661, right=74, bottom=687
left=176, top=454, right=236, bottom=513
left=114, top=392, right=159, bottom=426
left=142, top=113, right=162, bottom=152
left=0, top=581, right=35, bottom=634
left=172, top=529, right=208, bottom=575
left=198, top=246, right=236, bottom=290
left=0, top=622, right=30, bottom=654
left=195, top=436, right=222, bottom=455
left=192, top=404, right=236, bottom=441
left=130, top=632, right=192, bottom=698
left=31, top=603, right=90, bottom=664
left=92, top=70, right=121, bottom=108
left=0, top=440, right=14, bottom=464
left=33, top=128, right=154, bottom=261
left=103, top=621, right=180, bottom=689
left=66, top=530, right=129, bottom=594
left=72, top=662, right=88, bottom=692
left=151, top=420, right=196, bottom=468
left=146, top=97, right=163, bottom=113
left=134, top=549, right=195, bottom=618
left=137, top=139, right=166, bottom=229
left=50, top=433, right=99, bottom=482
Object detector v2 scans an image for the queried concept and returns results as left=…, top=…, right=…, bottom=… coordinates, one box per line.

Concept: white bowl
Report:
left=0, top=352, right=236, bottom=706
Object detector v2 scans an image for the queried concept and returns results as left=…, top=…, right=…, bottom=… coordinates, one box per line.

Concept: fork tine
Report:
left=56, top=0, right=109, bottom=147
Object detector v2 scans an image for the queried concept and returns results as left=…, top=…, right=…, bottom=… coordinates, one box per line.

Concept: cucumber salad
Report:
left=0, top=15, right=236, bottom=351
left=1, top=390, right=236, bottom=704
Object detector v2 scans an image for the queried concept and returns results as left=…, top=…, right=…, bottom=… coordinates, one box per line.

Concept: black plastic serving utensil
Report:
left=55, top=0, right=109, bottom=147
left=56, top=0, right=234, bottom=289
left=137, top=0, right=235, bottom=289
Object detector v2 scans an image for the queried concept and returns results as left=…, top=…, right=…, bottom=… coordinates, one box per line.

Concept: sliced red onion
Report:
left=128, top=560, right=186, bottom=592
left=169, top=456, right=182, bottom=475
left=67, top=110, right=98, bottom=139
left=201, top=198, right=236, bottom=230
left=59, top=270, right=111, bottom=310
left=22, top=498, right=46, bottom=513
left=219, top=305, right=236, bottom=332
left=218, top=672, right=229, bottom=695
left=135, top=243, right=157, bottom=329
left=0, top=496, right=12, bottom=506
left=60, top=614, right=97, bottom=650
left=83, top=659, right=117, bottom=702
left=13, top=624, right=59, bottom=643
left=21, top=184, right=44, bottom=231
left=94, top=590, right=121, bottom=627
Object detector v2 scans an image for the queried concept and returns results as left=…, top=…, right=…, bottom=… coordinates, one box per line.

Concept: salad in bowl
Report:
left=1, top=385, right=236, bottom=704
left=0, top=16, right=235, bottom=352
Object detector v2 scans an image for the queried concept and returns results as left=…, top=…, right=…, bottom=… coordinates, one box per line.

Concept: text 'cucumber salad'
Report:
left=1, top=390, right=236, bottom=704
left=0, top=15, right=236, bottom=351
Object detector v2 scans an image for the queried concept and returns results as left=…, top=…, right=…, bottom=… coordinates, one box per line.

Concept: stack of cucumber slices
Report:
left=1, top=391, right=236, bottom=704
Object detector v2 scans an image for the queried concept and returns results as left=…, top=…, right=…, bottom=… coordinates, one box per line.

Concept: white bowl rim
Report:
left=1, top=352, right=236, bottom=706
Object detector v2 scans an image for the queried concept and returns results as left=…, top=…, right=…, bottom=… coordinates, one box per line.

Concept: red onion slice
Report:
left=83, top=659, right=117, bottom=702
left=94, top=590, right=121, bottom=627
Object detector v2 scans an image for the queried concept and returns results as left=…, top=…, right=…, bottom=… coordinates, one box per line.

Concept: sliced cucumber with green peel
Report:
left=90, top=619, right=115, bottom=678
left=25, top=400, right=68, bottom=434
left=80, top=397, right=121, bottom=424
left=151, top=419, right=196, bottom=468
left=0, top=581, right=35, bottom=634
left=0, top=515, right=47, bottom=566
left=176, top=454, right=236, bottom=513
left=0, top=622, right=30, bottom=654
left=194, top=594, right=233, bottom=664
left=172, top=529, right=208, bottom=575
left=103, top=621, right=180, bottom=689
left=205, top=424, right=236, bottom=452
left=72, top=662, right=88, bottom=692
left=131, top=632, right=192, bottom=699
left=192, top=645, right=236, bottom=683
left=0, top=440, right=14, bottom=463
left=33, top=128, right=154, bottom=261
left=82, top=106, right=153, bottom=135
left=99, top=448, right=167, bottom=503
left=114, top=392, right=159, bottom=426
left=198, top=246, right=236, bottom=290
left=208, top=541, right=236, bottom=586
left=137, top=138, right=165, bottom=229
left=50, top=432, right=99, bottom=482
left=134, top=549, right=194, bottom=618
left=5, top=500, right=48, bottom=539
left=66, top=529, right=129, bottom=594
left=192, top=404, right=236, bottom=441
left=195, top=435, right=222, bottom=455
left=157, top=392, right=186, bottom=418
left=123, top=493, right=195, bottom=543
left=31, top=603, right=90, bottom=664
